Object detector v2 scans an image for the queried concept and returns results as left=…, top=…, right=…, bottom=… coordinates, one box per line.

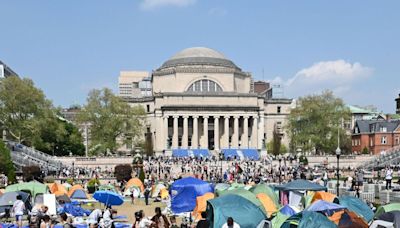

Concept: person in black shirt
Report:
left=196, top=212, right=210, bottom=228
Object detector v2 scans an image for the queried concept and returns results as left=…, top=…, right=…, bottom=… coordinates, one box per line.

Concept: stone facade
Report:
left=119, top=47, right=293, bottom=155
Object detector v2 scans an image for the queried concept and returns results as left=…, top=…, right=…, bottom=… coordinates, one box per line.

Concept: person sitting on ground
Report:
left=222, top=217, right=240, bottom=228
left=196, top=212, right=209, bottom=228
left=152, top=207, right=170, bottom=228
left=12, top=194, right=25, bottom=228
left=59, top=213, right=72, bottom=228
left=134, top=210, right=155, bottom=228
left=88, top=208, right=103, bottom=227
left=101, top=207, right=116, bottom=228
left=40, top=215, right=52, bottom=228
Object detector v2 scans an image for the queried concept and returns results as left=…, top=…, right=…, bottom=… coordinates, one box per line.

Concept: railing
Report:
left=360, top=145, right=400, bottom=169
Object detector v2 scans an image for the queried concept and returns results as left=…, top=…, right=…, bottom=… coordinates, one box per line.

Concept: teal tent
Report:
left=218, top=188, right=266, bottom=214
left=275, top=180, right=327, bottom=192
left=6, top=181, right=49, bottom=199
left=281, top=211, right=336, bottom=228
left=271, top=212, right=290, bottom=228
left=206, top=194, right=266, bottom=228
left=338, top=196, right=374, bottom=222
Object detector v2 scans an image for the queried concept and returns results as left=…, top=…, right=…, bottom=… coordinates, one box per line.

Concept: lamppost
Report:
left=336, top=122, right=341, bottom=196
left=72, top=161, right=75, bottom=183
left=219, top=152, right=224, bottom=181
left=278, top=155, right=282, bottom=184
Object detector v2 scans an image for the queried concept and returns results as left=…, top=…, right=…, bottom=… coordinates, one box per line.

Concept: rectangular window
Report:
left=381, top=127, right=387, bottom=132
left=370, top=138, right=374, bottom=146
left=396, top=137, right=400, bottom=145
left=277, top=106, right=281, bottom=114
left=381, top=136, right=387, bottom=145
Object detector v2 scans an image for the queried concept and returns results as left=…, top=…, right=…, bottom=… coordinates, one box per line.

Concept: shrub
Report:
left=66, top=178, right=74, bottom=185
left=44, top=176, right=55, bottom=183
left=114, top=164, right=132, bottom=182
left=362, top=147, right=369, bottom=155
left=87, top=178, right=100, bottom=187
left=299, top=155, right=308, bottom=166
left=139, top=167, right=145, bottom=183
left=22, top=165, right=42, bottom=182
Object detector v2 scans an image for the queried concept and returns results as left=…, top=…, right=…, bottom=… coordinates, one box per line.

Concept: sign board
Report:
left=43, top=194, right=57, bottom=215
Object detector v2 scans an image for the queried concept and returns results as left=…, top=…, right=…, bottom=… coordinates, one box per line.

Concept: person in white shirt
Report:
left=386, top=167, right=393, bottom=190
left=134, top=210, right=155, bottom=228
left=222, top=217, right=240, bottom=228
left=12, top=195, right=25, bottom=228
left=88, top=208, right=102, bottom=226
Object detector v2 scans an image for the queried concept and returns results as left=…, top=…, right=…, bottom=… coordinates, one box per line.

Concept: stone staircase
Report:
left=359, top=145, right=400, bottom=170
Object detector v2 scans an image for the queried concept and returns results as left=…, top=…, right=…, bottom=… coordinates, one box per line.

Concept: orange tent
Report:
left=68, top=185, right=84, bottom=197
left=329, top=209, right=368, bottom=227
left=192, top=192, right=214, bottom=220
left=126, top=178, right=144, bottom=192
left=256, top=193, right=278, bottom=218
left=50, top=183, right=68, bottom=196
left=311, top=191, right=337, bottom=204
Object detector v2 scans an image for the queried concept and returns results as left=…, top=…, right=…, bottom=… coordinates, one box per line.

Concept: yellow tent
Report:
left=311, top=191, right=337, bottom=204
left=68, top=185, right=84, bottom=197
left=192, top=192, right=215, bottom=220
left=256, top=193, right=278, bottom=218
left=50, top=183, right=68, bottom=196
left=126, top=178, right=144, bottom=192
left=160, top=188, right=169, bottom=199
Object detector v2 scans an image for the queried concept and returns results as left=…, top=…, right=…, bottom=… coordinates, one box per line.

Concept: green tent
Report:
left=271, top=212, right=290, bottom=228
left=250, top=184, right=279, bottom=207
left=375, top=203, right=400, bottom=218
left=6, top=181, right=49, bottom=198
left=218, top=188, right=266, bottom=214
left=281, top=211, right=336, bottom=228
left=207, top=194, right=266, bottom=228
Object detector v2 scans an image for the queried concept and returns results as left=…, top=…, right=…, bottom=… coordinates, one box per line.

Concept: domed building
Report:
left=118, top=47, right=293, bottom=156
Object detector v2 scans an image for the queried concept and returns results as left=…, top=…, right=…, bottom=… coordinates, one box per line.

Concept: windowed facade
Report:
left=187, top=79, right=223, bottom=93
left=381, top=136, right=387, bottom=144
left=277, top=106, right=281, bottom=114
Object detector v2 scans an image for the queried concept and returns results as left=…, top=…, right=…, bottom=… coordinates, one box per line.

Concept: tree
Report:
left=114, top=164, right=132, bottom=182
left=0, top=141, right=15, bottom=183
left=22, top=165, right=42, bottom=182
left=144, top=131, right=154, bottom=157
left=78, top=88, right=146, bottom=155
left=287, top=91, right=351, bottom=155
left=0, top=77, right=52, bottom=144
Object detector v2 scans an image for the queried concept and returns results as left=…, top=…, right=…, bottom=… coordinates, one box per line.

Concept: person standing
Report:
left=152, top=207, right=170, bottom=228
left=386, top=166, right=393, bottom=190
left=222, top=217, right=240, bottom=228
left=12, top=195, right=25, bottom=228
left=144, top=186, right=151, bottom=206
left=322, top=170, right=328, bottom=187
left=196, top=212, right=210, bottom=228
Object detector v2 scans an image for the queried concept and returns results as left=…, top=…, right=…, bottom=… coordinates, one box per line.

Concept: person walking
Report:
left=386, top=166, right=393, bottom=190
left=144, top=186, right=151, bottom=206
left=11, top=194, right=25, bottom=228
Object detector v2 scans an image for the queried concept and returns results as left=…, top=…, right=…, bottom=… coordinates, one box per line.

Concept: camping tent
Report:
left=250, top=184, right=279, bottom=207
left=68, top=185, right=88, bottom=199
left=375, top=203, right=400, bottom=218
left=218, top=188, right=266, bottom=214
left=281, top=211, right=337, bottom=228
left=376, top=211, right=400, bottom=228
left=338, top=196, right=374, bottom=222
left=126, top=178, right=144, bottom=192
left=49, top=183, right=68, bottom=196
left=329, top=209, right=368, bottom=228
left=5, top=181, right=49, bottom=199
left=123, top=186, right=140, bottom=198
left=207, top=194, right=266, bottom=228
left=192, top=192, right=214, bottom=220
left=256, top=193, right=278, bottom=217
left=0, top=191, right=32, bottom=213
left=62, top=183, right=72, bottom=191
left=151, top=183, right=167, bottom=198
left=275, top=179, right=327, bottom=192
left=306, top=200, right=346, bottom=215
left=311, top=191, right=338, bottom=204
left=170, top=177, right=213, bottom=213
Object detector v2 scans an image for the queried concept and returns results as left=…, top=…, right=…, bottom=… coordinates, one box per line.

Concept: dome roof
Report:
left=158, top=47, right=239, bottom=70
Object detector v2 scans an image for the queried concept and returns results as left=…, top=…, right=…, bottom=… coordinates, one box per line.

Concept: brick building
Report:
left=352, top=119, right=400, bottom=154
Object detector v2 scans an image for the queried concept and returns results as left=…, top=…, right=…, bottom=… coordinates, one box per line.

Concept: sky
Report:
left=0, top=0, right=399, bottom=113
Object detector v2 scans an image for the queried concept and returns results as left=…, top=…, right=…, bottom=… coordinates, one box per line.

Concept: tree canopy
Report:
left=286, top=91, right=351, bottom=154
left=78, top=88, right=146, bottom=155
left=0, top=141, right=15, bottom=183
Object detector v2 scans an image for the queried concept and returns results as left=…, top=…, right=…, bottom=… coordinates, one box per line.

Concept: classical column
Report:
left=172, top=116, right=179, bottom=148
left=182, top=116, right=188, bottom=148
left=203, top=116, right=209, bottom=149
left=224, top=116, right=230, bottom=148
left=232, top=116, right=239, bottom=148
left=251, top=116, right=258, bottom=148
left=192, top=116, right=199, bottom=149
left=214, top=116, right=220, bottom=151
left=258, top=115, right=265, bottom=149
left=164, top=116, right=169, bottom=149
left=242, top=116, right=249, bottom=148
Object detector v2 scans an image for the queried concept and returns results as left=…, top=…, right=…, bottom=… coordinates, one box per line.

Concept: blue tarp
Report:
left=306, top=200, right=345, bottom=216
left=170, top=177, right=213, bottom=213
left=192, top=149, right=209, bottom=157
left=172, top=149, right=188, bottom=157
left=241, top=149, right=260, bottom=160
left=58, top=202, right=91, bottom=217
left=280, top=205, right=297, bottom=216
left=222, top=149, right=238, bottom=159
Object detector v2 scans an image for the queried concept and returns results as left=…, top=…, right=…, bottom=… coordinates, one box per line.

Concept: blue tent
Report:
left=59, top=202, right=91, bottom=217
left=338, top=196, right=374, bottom=222
left=280, top=205, right=298, bottom=216
left=206, top=194, right=266, bottom=228
left=241, top=149, right=260, bottom=160
left=170, top=177, right=213, bottom=213
left=192, top=149, right=209, bottom=158
left=306, top=200, right=346, bottom=216
left=70, top=189, right=88, bottom=199
left=222, top=149, right=238, bottom=159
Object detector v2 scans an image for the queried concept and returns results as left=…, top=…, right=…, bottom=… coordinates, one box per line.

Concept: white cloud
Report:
left=273, top=60, right=373, bottom=98
left=140, top=0, right=196, bottom=10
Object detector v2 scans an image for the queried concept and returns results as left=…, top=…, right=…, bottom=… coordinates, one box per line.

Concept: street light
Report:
left=278, top=155, right=282, bottom=184
left=336, top=147, right=341, bottom=196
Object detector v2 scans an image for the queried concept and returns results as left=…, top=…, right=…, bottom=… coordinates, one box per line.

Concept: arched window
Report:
left=187, top=79, right=222, bottom=93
